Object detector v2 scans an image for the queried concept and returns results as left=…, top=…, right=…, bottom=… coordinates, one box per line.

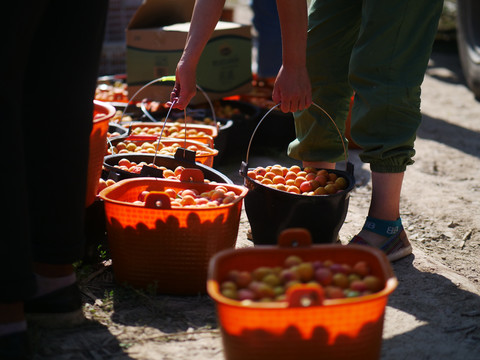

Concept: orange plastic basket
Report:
left=107, top=135, right=218, bottom=167
left=86, top=100, right=116, bottom=207
left=126, top=122, right=217, bottom=148
left=159, top=138, right=217, bottom=166
left=99, top=174, right=248, bottom=294
left=207, top=228, right=398, bottom=360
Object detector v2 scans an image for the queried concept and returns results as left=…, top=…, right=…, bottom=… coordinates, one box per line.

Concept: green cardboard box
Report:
left=126, top=0, right=252, bottom=104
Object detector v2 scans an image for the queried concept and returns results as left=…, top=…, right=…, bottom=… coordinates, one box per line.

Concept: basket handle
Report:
left=286, top=283, right=325, bottom=308
left=277, top=228, right=312, bottom=248
left=139, top=90, right=219, bottom=130
left=239, top=102, right=350, bottom=176
left=179, top=168, right=205, bottom=183
left=123, top=76, right=216, bottom=166
left=144, top=191, right=172, bottom=209
left=106, top=100, right=177, bottom=158
left=122, top=75, right=217, bottom=130
left=174, top=147, right=197, bottom=164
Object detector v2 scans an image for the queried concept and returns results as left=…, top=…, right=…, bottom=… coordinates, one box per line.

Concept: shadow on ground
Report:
left=381, top=254, right=480, bottom=359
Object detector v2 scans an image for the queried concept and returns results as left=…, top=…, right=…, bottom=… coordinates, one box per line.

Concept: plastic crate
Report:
left=99, top=174, right=248, bottom=294
left=207, top=228, right=398, bottom=360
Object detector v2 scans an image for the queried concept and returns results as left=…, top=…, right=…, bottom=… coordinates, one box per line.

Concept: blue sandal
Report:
left=349, top=230, right=412, bottom=261
left=349, top=217, right=413, bottom=262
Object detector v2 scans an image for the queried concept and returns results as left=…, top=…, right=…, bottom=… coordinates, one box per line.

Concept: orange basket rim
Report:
left=207, top=243, right=398, bottom=309
left=161, top=138, right=218, bottom=153
left=93, top=100, right=116, bottom=124
left=98, top=176, right=248, bottom=209
left=126, top=121, right=218, bottom=137
left=116, top=136, right=219, bottom=155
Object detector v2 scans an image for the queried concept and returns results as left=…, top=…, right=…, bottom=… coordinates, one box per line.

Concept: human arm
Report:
left=272, top=0, right=311, bottom=113
left=168, top=0, right=226, bottom=109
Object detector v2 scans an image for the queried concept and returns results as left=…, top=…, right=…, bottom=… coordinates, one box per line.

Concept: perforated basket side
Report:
left=207, top=242, right=397, bottom=360
left=99, top=177, right=248, bottom=294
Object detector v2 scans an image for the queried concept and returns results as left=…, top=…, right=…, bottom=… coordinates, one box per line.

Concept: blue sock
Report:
left=362, top=216, right=402, bottom=237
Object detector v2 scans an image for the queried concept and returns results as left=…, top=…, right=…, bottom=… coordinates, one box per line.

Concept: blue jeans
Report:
left=251, top=0, right=282, bottom=78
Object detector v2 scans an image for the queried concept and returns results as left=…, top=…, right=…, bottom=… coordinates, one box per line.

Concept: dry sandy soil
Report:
left=28, top=18, right=480, bottom=360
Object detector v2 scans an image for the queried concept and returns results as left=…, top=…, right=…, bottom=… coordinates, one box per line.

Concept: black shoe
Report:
left=0, top=331, right=31, bottom=360
left=24, top=283, right=85, bottom=328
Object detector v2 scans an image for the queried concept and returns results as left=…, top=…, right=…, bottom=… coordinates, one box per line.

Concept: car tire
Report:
left=456, top=0, right=480, bottom=99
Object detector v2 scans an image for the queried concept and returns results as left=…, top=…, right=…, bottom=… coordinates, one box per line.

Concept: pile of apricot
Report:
left=129, top=124, right=212, bottom=139
left=134, top=184, right=240, bottom=208
left=247, top=164, right=348, bottom=195
left=95, top=81, right=128, bottom=102
left=106, top=140, right=215, bottom=158
left=220, top=255, right=383, bottom=302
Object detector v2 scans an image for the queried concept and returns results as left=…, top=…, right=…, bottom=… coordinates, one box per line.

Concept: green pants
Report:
left=288, top=0, right=444, bottom=173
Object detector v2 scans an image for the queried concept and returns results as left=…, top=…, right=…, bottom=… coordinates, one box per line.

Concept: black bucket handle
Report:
left=240, top=102, right=353, bottom=176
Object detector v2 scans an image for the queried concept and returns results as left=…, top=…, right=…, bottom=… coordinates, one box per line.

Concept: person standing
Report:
left=168, top=0, right=443, bottom=262
left=170, top=0, right=311, bottom=113
left=0, top=1, right=109, bottom=358
left=288, top=0, right=443, bottom=261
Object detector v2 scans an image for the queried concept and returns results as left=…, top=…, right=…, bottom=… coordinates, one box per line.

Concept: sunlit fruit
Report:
left=353, top=260, right=370, bottom=277
left=129, top=184, right=241, bottom=208
left=314, top=267, right=333, bottom=286
left=247, top=164, right=349, bottom=196
left=284, top=255, right=303, bottom=268
left=364, top=275, right=383, bottom=292
left=295, top=262, right=315, bottom=282
left=332, top=273, right=350, bottom=289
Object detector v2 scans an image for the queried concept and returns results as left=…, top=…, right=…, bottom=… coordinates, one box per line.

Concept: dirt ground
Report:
left=29, top=12, right=480, bottom=360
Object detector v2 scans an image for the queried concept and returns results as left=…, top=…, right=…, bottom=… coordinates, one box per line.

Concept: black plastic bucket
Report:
left=108, top=123, right=128, bottom=142
left=239, top=103, right=355, bottom=245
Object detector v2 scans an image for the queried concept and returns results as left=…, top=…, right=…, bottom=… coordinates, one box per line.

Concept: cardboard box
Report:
left=126, top=0, right=252, bottom=104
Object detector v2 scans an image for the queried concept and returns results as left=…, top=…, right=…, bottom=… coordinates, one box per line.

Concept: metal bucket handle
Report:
left=240, top=102, right=352, bottom=176
left=107, top=98, right=196, bottom=166
left=112, top=76, right=213, bottom=165
left=120, top=75, right=217, bottom=131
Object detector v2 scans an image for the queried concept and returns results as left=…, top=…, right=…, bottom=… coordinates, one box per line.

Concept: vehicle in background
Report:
left=456, top=0, right=480, bottom=99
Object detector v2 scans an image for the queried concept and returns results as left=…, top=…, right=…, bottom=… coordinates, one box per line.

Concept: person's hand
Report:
left=167, top=59, right=197, bottom=110
left=272, top=65, right=312, bottom=113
